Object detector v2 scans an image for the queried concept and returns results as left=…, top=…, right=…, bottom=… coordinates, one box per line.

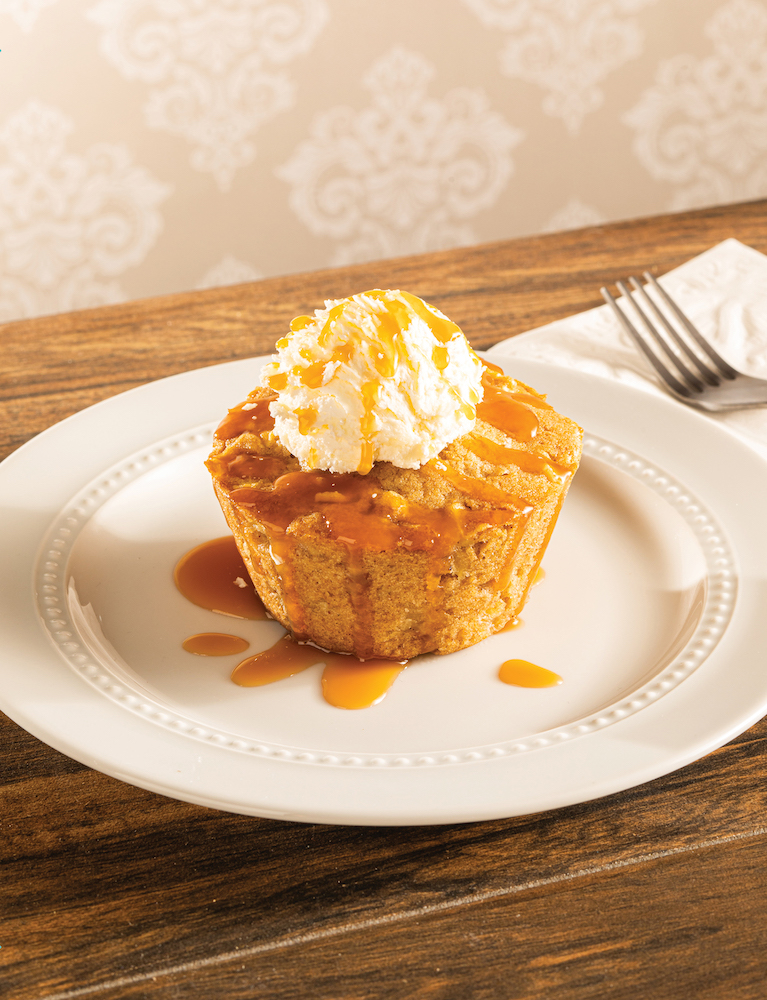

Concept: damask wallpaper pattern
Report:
left=462, top=0, right=660, bottom=134
left=278, top=46, right=523, bottom=265
left=87, top=0, right=330, bottom=190
left=1, top=0, right=765, bottom=321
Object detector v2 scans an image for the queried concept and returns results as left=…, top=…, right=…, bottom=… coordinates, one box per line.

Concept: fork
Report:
left=600, top=272, right=767, bottom=412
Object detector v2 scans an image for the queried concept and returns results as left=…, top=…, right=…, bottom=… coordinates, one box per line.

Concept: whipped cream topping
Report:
left=260, top=289, right=484, bottom=474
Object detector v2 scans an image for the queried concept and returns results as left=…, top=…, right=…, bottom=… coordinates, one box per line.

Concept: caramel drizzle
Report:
left=479, top=358, right=504, bottom=375
left=321, top=656, right=406, bottom=708
left=209, top=452, right=287, bottom=481
left=395, top=290, right=461, bottom=343
left=213, top=393, right=277, bottom=441
left=365, top=288, right=478, bottom=436
left=296, top=406, right=318, bottom=434
left=290, top=315, right=314, bottom=333
left=432, top=344, right=449, bottom=370
left=476, top=378, right=540, bottom=442
left=231, top=634, right=320, bottom=686
left=236, top=635, right=560, bottom=700
left=369, top=303, right=407, bottom=378
left=464, top=434, right=571, bottom=484
left=267, top=370, right=289, bottom=392
left=509, top=391, right=553, bottom=411
left=478, top=359, right=554, bottom=411
left=429, top=458, right=533, bottom=512
left=297, top=360, right=326, bottom=389
left=229, top=471, right=522, bottom=549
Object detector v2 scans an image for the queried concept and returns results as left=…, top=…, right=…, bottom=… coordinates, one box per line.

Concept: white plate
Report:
left=2, top=357, right=766, bottom=825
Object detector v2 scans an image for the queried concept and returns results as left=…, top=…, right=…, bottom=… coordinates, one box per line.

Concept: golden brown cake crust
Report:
left=207, top=368, right=582, bottom=659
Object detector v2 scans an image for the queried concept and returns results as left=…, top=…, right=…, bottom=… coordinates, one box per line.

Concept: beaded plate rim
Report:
left=34, top=427, right=737, bottom=769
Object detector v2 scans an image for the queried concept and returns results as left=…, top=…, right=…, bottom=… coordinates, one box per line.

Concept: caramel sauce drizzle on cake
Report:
left=464, top=435, right=570, bottom=484
left=207, top=366, right=578, bottom=660
left=213, top=395, right=276, bottom=441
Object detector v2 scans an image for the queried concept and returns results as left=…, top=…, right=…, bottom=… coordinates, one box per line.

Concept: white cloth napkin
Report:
left=486, top=238, right=767, bottom=461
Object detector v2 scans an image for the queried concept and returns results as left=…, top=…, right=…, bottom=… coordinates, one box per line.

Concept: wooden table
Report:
left=3, top=200, right=767, bottom=1000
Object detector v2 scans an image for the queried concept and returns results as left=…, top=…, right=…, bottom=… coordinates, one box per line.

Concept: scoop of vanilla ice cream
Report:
left=260, top=289, right=484, bottom=474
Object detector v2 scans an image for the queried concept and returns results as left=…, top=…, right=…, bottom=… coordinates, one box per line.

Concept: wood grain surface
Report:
left=2, top=199, right=767, bottom=1000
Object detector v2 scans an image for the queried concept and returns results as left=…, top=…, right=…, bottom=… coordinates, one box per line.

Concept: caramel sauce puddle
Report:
left=174, top=536, right=269, bottom=620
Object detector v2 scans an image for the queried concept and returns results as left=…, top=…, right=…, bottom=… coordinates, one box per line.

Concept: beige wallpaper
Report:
left=1, top=0, right=766, bottom=322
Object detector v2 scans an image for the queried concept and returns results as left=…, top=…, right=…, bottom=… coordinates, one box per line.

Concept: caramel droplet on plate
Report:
left=321, top=658, right=407, bottom=710
left=499, top=659, right=562, bottom=688
left=182, top=633, right=250, bottom=656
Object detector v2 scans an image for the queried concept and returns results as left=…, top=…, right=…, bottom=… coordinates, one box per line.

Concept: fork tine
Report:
left=628, top=277, right=718, bottom=386
left=616, top=280, right=707, bottom=393
left=600, top=286, right=692, bottom=398
left=642, top=272, right=739, bottom=380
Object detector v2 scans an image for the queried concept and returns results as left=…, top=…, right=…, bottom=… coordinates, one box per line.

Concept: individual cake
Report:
left=207, top=289, right=582, bottom=660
